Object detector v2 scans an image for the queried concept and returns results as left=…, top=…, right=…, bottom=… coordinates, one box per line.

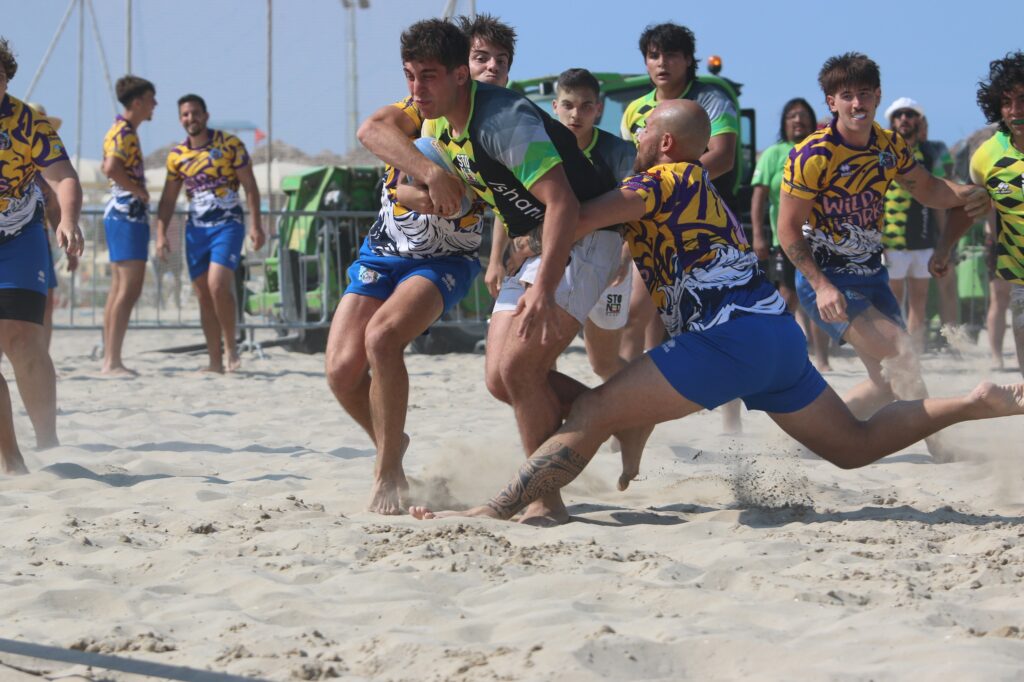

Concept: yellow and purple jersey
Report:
left=369, top=96, right=482, bottom=259
left=102, top=115, right=147, bottom=223
left=782, top=121, right=916, bottom=276
left=0, top=94, right=69, bottom=243
left=620, top=161, right=784, bottom=336
left=971, top=131, right=1024, bottom=284
left=166, top=129, right=250, bottom=227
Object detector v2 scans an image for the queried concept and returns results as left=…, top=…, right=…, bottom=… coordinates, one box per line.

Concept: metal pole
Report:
left=86, top=0, right=118, bottom=114
left=75, top=0, right=84, bottom=172
left=266, top=0, right=273, bottom=213
left=348, top=2, right=358, bottom=149
left=125, top=0, right=132, bottom=73
left=24, top=0, right=76, bottom=100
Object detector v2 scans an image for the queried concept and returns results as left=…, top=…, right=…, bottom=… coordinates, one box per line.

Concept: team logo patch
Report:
left=209, top=148, right=223, bottom=160
left=877, top=150, right=896, bottom=170
left=0, top=130, right=10, bottom=150
left=358, top=265, right=381, bottom=284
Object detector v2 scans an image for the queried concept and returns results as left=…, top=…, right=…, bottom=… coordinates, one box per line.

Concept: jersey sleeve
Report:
left=392, top=96, right=424, bottom=131
left=31, top=115, right=69, bottom=168
left=228, top=135, right=251, bottom=169
left=892, top=132, right=917, bottom=175
left=165, top=148, right=182, bottom=181
left=782, top=143, right=827, bottom=200
left=968, top=145, right=987, bottom=186
left=619, top=170, right=664, bottom=220
left=478, top=98, right=562, bottom=190
left=103, top=124, right=130, bottom=163
left=696, top=86, right=739, bottom=138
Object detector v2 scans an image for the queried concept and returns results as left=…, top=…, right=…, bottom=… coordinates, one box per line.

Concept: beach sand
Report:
left=1, top=328, right=1023, bottom=681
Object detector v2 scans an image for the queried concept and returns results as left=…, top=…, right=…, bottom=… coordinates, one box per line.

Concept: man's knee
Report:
left=325, top=349, right=366, bottom=397
left=484, top=364, right=510, bottom=404
left=564, top=388, right=615, bottom=438
left=364, top=318, right=410, bottom=366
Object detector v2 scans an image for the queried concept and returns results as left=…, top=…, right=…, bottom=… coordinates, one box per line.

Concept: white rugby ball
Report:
left=407, top=136, right=475, bottom=219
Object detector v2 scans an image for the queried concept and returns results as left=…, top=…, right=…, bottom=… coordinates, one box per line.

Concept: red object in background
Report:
left=254, top=128, right=266, bottom=144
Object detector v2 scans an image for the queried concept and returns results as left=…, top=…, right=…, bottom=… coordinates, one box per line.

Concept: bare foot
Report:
left=2, top=455, right=29, bottom=476
left=409, top=505, right=498, bottom=520
left=971, top=381, right=1024, bottom=418
left=367, top=471, right=409, bottom=515
left=519, top=494, right=569, bottom=527
left=200, top=365, right=225, bottom=374
left=226, top=354, right=242, bottom=373
left=101, top=365, right=138, bottom=378
left=35, top=435, right=60, bottom=450
left=816, top=362, right=833, bottom=373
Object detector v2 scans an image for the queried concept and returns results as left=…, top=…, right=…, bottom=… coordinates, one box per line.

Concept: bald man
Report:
left=410, top=100, right=1024, bottom=522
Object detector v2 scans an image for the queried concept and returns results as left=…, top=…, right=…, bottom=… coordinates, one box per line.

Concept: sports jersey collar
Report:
left=998, top=130, right=1024, bottom=157
left=116, top=114, right=134, bottom=131
left=0, top=94, right=13, bottom=119
left=446, top=81, right=478, bottom=143
left=650, top=80, right=694, bottom=103
left=829, top=118, right=879, bottom=151
left=582, top=128, right=599, bottom=156
left=185, top=128, right=216, bottom=150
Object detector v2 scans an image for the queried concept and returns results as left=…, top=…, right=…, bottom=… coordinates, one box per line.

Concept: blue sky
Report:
left=5, top=0, right=1019, bottom=160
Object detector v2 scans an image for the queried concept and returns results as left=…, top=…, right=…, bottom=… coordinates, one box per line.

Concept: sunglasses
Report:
left=892, top=109, right=920, bottom=119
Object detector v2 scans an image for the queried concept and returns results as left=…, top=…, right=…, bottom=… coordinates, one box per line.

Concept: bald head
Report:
left=647, top=99, right=710, bottom=162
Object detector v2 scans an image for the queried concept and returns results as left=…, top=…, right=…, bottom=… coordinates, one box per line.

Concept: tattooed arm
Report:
left=501, top=226, right=542, bottom=275
left=777, top=192, right=848, bottom=322
left=484, top=440, right=591, bottom=520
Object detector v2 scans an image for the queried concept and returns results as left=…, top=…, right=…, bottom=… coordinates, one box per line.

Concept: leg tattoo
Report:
left=486, top=441, right=589, bottom=519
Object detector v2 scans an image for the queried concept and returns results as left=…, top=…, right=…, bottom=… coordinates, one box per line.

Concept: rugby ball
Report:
left=406, top=136, right=475, bottom=219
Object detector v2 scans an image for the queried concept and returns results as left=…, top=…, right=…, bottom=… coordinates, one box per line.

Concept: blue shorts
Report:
left=796, top=269, right=904, bottom=344
left=104, top=216, right=150, bottom=262
left=344, top=240, right=481, bottom=315
left=186, top=222, right=245, bottom=280
left=0, top=220, right=50, bottom=296
left=649, top=313, right=827, bottom=414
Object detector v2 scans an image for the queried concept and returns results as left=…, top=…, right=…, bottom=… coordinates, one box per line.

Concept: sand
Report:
left=1, top=327, right=1023, bottom=681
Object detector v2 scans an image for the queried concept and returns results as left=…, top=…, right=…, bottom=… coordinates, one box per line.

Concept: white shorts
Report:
left=493, top=230, right=623, bottom=325
left=1010, top=282, right=1024, bottom=329
left=885, top=248, right=933, bottom=280
left=587, top=261, right=633, bottom=330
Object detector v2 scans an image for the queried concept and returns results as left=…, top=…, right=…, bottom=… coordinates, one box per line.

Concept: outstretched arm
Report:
left=901, top=165, right=990, bottom=217
left=574, top=187, right=645, bottom=241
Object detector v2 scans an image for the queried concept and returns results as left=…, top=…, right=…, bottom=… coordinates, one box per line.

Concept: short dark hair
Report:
left=778, top=97, right=816, bottom=142
left=977, top=51, right=1024, bottom=134
left=115, top=75, right=155, bottom=108
left=458, top=13, right=516, bottom=67
left=400, top=19, right=469, bottom=72
left=556, top=68, right=601, bottom=100
left=818, top=52, right=880, bottom=97
left=638, top=23, right=698, bottom=84
left=0, top=37, right=18, bottom=81
left=177, top=93, right=207, bottom=113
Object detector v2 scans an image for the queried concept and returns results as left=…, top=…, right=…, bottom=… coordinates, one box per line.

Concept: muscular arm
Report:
left=102, top=156, right=148, bottom=202
left=574, top=187, right=645, bottom=240
left=527, top=165, right=579, bottom=295
left=154, top=177, right=184, bottom=255
left=701, top=132, right=736, bottom=180
left=485, top=219, right=510, bottom=297
left=357, top=103, right=464, bottom=216
left=901, top=164, right=990, bottom=216
left=484, top=440, right=591, bottom=519
left=750, top=184, right=770, bottom=260
left=235, top=162, right=265, bottom=249
left=39, top=159, right=84, bottom=255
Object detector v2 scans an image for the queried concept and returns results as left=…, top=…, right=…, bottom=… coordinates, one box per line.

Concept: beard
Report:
left=634, top=144, right=657, bottom=172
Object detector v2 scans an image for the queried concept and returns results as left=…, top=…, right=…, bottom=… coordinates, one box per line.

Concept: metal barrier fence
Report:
left=52, top=209, right=494, bottom=348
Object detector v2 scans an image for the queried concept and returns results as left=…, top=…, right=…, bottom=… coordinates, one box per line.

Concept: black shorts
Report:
left=0, top=288, right=47, bottom=325
left=766, top=247, right=797, bottom=289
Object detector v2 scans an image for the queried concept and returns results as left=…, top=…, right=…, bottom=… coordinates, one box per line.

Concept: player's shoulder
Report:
left=623, top=89, right=656, bottom=117
left=215, top=129, right=244, bottom=147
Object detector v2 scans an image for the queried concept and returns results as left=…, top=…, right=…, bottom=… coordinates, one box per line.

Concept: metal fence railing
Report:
left=52, top=209, right=494, bottom=351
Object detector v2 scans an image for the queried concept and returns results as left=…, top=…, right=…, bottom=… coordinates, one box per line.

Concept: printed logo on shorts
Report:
left=441, top=273, right=456, bottom=292
left=37, top=270, right=46, bottom=283
left=358, top=265, right=381, bottom=284
left=605, top=293, right=622, bottom=316
left=229, top=253, right=238, bottom=263
left=0, top=131, right=11, bottom=150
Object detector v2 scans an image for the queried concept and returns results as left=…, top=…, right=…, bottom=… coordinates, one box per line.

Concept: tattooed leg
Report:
left=485, top=440, right=591, bottom=519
